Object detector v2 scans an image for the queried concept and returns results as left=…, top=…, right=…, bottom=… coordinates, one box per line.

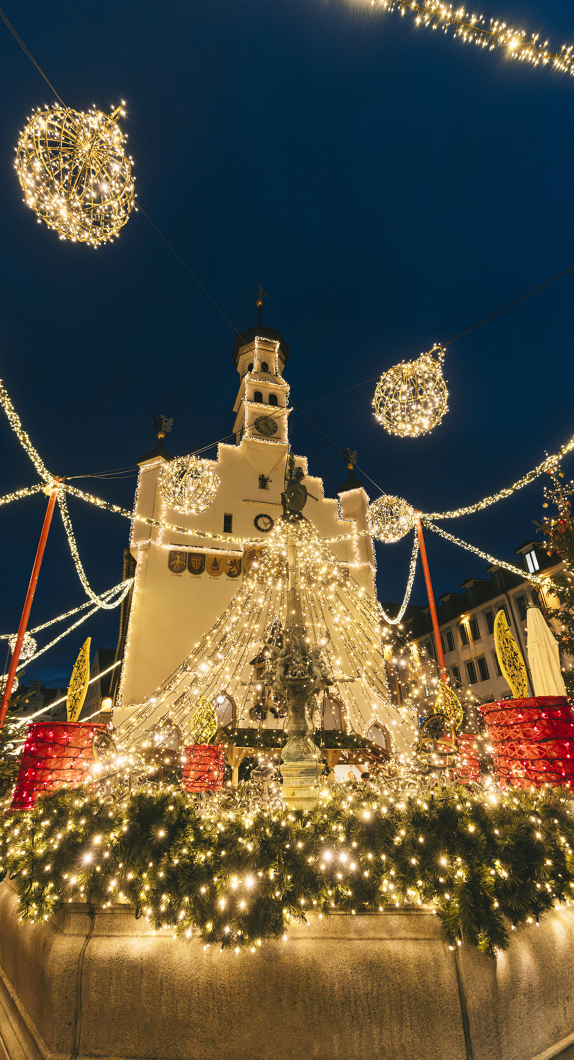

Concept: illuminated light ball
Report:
left=368, top=495, right=414, bottom=543
left=372, top=345, right=448, bottom=438
left=8, top=632, right=37, bottom=661
left=0, top=675, right=18, bottom=695
left=159, top=455, right=220, bottom=514
left=15, top=103, right=135, bottom=246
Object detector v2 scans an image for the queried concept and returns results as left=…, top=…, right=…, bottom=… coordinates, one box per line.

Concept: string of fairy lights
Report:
left=369, top=0, right=574, bottom=77
left=0, top=357, right=572, bottom=688
left=114, top=517, right=419, bottom=751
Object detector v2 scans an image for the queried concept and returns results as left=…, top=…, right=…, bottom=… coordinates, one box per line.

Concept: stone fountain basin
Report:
left=0, top=877, right=573, bottom=1060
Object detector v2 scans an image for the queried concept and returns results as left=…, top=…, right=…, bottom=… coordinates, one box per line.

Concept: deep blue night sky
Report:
left=0, top=0, right=573, bottom=686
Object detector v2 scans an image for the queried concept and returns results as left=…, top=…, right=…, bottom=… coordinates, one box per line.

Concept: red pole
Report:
left=0, top=479, right=60, bottom=727
left=415, top=513, right=448, bottom=685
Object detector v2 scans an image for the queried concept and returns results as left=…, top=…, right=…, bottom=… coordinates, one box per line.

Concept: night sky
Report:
left=0, top=0, right=573, bottom=687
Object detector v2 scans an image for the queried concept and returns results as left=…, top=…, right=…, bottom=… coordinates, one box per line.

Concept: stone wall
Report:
left=1, top=878, right=574, bottom=1060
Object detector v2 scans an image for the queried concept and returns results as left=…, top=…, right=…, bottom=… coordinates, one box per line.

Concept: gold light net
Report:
left=15, top=104, right=135, bottom=246
left=373, top=345, right=448, bottom=438
left=368, top=495, right=414, bottom=543
left=159, top=455, right=220, bottom=515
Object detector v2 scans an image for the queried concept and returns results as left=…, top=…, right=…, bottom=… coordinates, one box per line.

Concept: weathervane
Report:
left=152, top=414, right=173, bottom=440
left=255, top=285, right=269, bottom=327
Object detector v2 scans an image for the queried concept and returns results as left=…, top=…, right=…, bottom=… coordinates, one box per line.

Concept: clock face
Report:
left=254, top=513, right=274, bottom=533
left=254, top=415, right=278, bottom=437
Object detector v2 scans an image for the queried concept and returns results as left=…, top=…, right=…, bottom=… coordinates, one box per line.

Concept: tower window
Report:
left=268, top=393, right=278, bottom=406
left=248, top=363, right=253, bottom=372
left=253, top=390, right=263, bottom=403
left=260, top=361, right=269, bottom=372
left=223, top=513, right=233, bottom=533
left=525, top=549, right=539, bottom=573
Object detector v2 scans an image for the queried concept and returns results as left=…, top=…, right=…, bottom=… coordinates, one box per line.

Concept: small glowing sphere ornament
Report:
left=8, top=632, right=37, bottom=661
left=159, top=455, right=220, bottom=514
left=15, top=103, right=135, bottom=246
left=373, top=345, right=448, bottom=438
left=368, top=495, right=414, bottom=543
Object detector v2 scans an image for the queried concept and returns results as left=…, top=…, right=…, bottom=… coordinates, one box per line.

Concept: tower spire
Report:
left=255, top=285, right=269, bottom=327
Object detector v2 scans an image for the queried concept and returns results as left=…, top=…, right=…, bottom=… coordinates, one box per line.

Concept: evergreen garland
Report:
left=1, top=781, right=573, bottom=956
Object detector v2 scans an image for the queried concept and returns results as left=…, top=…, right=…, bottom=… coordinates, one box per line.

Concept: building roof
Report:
left=137, top=436, right=171, bottom=464
left=337, top=468, right=364, bottom=494
left=231, top=325, right=290, bottom=366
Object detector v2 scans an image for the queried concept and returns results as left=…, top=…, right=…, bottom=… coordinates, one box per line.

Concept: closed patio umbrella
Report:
left=526, top=605, right=567, bottom=697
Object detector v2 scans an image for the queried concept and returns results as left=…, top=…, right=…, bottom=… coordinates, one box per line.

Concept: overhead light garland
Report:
left=15, top=104, right=135, bottom=246
left=423, top=519, right=553, bottom=587
left=373, top=346, right=448, bottom=438
left=425, top=436, right=574, bottom=520
left=0, top=483, right=44, bottom=508
left=377, top=533, right=420, bottom=625
left=369, top=0, right=574, bottom=78
left=13, top=580, right=132, bottom=673
left=1, top=783, right=573, bottom=956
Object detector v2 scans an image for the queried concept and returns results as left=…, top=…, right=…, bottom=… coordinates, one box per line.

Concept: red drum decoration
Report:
left=10, top=721, right=108, bottom=811
left=480, top=696, right=574, bottom=790
left=182, top=744, right=226, bottom=793
left=456, top=733, right=481, bottom=784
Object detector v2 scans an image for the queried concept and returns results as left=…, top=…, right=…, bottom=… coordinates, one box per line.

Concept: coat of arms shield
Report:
left=168, top=550, right=187, bottom=574
left=207, top=554, right=224, bottom=577
left=225, top=557, right=242, bottom=579
left=188, top=553, right=206, bottom=576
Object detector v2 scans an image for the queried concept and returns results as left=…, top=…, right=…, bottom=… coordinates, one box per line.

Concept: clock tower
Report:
left=118, top=316, right=377, bottom=714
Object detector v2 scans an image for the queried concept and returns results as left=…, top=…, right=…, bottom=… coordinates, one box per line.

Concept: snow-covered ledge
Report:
left=1, top=877, right=574, bottom=1060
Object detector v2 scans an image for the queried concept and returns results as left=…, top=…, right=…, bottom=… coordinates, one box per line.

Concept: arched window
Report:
left=215, top=693, right=235, bottom=728
left=321, top=695, right=344, bottom=730
left=367, top=722, right=390, bottom=753
left=268, top=393, right=278, bottom=406
left=260, top=361, right=269, bottom=373
left=254, top=390, right=263, bottom=403
left=248, top=363, right=253, bottom=372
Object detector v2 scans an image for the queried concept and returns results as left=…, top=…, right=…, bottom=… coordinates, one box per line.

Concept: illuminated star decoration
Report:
left=15, top=103, right=135, bottom=246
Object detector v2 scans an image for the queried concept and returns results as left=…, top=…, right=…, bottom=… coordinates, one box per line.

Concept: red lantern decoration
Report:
left=480, top=696, right=574, bottom=790
left=10, top=721, right=108, bottom=811
left=182, top=744, right=226, bottom=793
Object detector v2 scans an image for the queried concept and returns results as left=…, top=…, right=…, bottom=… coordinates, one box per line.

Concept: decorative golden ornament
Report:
left=8, top=632, right=37, bottom=661
left=15, top=103, right=134, bottom=246
left=433, top=681, right=464, bottom=731
left=368, top=495, right=415, bottom=543
left=494, top=610, right=528, bottom=699
left=372, top=344, right=448, bottom=438
left=66, top=637, right=91, bottom=722
left=159, top=455, right=220, bottom=514
left=189, top=696, right=218, bottom=745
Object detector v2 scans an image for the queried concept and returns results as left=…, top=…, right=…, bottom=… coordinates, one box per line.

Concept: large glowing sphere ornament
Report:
left=368, top=495, right=414, bottom=543
left=8, top=633, right=37, bottom=661
left=15, top=103, right=135, bottom=246
left=159, top=455, right=220, bottom=515
left=373, top=345, right=448, bottom=438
